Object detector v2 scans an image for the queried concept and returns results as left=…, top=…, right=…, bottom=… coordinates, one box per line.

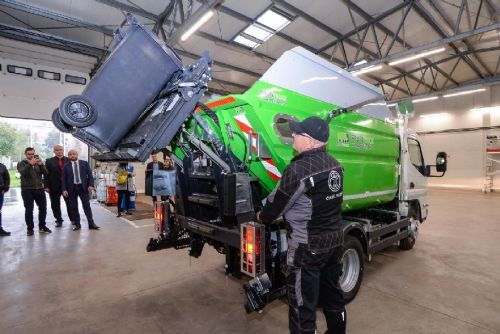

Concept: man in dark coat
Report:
left=0, top=161, right=10, bottom=236
left=44, top=144, right=72, bottom=227
left=62, top=149, right=100, bottom=231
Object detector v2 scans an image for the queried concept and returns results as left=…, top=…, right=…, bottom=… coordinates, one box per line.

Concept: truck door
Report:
left=404, top=137, right=428, bottom=219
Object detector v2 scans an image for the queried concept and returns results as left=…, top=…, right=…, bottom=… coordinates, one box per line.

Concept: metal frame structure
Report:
left=0, top=0, right=498, bottom=99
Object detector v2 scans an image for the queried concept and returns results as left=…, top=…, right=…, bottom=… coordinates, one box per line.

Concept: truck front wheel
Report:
left=339, top=235, right=364, bottom=303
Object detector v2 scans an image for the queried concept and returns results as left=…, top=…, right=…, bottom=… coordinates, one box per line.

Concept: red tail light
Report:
left=154, top=202, right=165, bottom=233
left=241, top=222, right=265, bottom=277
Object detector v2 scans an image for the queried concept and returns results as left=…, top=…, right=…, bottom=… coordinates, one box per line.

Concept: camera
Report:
left=243, top=273, right=272, bottom=313
left=34, top=155, right=40, bottom=159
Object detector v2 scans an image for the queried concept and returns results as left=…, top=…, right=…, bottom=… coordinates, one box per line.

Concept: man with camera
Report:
left=17, top=147, right=52, bottom=236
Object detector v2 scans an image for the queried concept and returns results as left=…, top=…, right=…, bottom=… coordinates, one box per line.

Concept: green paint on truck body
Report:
left=175, top=80, right=399, bottom=212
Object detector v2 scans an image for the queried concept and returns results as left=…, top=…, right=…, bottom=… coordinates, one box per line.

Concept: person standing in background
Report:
left=17, top=147, right=52, bottom=236
left=0, top=162, right=11, bottom=236
left=44, top=144, right=73, bottom=227
left=146, top=151, right=164, bottom=203
left=115, top=162, right=133, bottom=217
left=62, top=149, right=100, bottom=231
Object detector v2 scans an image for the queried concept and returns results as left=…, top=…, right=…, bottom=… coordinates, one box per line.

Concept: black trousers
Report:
left=69, top=185, right=94, bottom=227
left=285, top=245, right=346, bottom=334
left=151, top=195, right=168, bottom=203
left=21, top=188, right=47, bottom=231
left=49, top=191, right=73, bottom=222
left=117, top=190, right=130, bottom=212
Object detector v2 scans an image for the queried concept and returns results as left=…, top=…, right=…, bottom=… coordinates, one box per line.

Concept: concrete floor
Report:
left=1, top=188, right=499, bottom=334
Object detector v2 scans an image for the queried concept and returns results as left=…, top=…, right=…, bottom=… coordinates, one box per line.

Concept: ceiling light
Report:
left=388, top=48, right=446, bottom=66
left=420, top=112, right=449, bottom=118
left=352, top=65, right=383, bottom=76
left=387, top=103, right=397, bottom=107
left=181, top=10, right=214, bottom=42
left=256, top=8, right=291, bottom=31
left=412, top=96, right=439, bottom=103
left=443, top=88, right=486, bottom=98
left=470, top=106, right=500, bottom=113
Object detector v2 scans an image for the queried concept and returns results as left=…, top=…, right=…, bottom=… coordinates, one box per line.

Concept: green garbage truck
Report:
left=55, top=24, right=447, bottom=313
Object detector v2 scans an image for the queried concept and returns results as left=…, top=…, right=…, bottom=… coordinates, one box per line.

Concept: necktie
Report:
left=58, top=158, right=64, bottom=178
left=73, top=161, right=81, bottom=184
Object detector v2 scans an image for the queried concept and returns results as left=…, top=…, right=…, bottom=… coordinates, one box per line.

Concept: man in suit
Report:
left=0, top=161, right=10, bottom=236
left=44, top=145, right=73, bottom=227
left=146, top=151, right=164, bottom=203
left=62, top=149, right=100, bottom=231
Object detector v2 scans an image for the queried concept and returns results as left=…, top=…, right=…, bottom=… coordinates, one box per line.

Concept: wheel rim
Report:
left=339, top=248, right=360, bottom=293
left=69, top=101, right=90, bottom=120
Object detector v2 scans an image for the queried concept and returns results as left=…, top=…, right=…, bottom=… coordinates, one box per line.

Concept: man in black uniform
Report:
left=44, top=144, right=72, bottom=227
left=17, top=147, right=52, bottom=236
left=259, top=117, right=346, bottom=334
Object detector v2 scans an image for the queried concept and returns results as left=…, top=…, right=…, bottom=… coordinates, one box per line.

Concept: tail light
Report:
left=154, top=201, right=167, bottom=233
left=241, top=222, right=265, bottom=277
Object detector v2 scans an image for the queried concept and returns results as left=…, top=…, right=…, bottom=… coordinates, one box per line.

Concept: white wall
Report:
left=409, top=84, right=500, bottom=191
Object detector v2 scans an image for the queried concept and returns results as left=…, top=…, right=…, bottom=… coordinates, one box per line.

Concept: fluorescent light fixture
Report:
left=233, top=35, right=260, bottom=49
left=352, top=65, right=383, bottom=76
left=420, top=112, right=449, bottom=118
left=412, top=96, right=439, bottom=103
left=181, top=10, right=214, bottom=42
left=388, top=47, right=446, bottom=66
left=470, top=106, right=500, bottom=113
left=387, top=103, right=397, bottom=107
left=256, top=9, right=291, bottom=31
left=244, top=24, right=274, bottom=42
left=443, top=88, right=486, bottom=98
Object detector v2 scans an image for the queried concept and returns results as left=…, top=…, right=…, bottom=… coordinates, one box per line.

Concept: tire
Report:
left=51, top=108, right=71, bottom=133
left=339, top=235, right=364, bottom=303
left=59, top=94, right=97, bottom=127
left=399, top=205, right=420, bottom=251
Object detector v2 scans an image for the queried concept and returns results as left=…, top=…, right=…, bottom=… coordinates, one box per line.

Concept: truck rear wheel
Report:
left=339, top=235, right=364, bottom=303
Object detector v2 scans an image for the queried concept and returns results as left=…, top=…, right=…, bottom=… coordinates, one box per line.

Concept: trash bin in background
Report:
left=54, top=15, right=183, bottom=152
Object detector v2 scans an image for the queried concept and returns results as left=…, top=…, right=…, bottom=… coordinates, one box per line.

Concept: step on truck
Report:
left=54, top=17, right=448, bottom=313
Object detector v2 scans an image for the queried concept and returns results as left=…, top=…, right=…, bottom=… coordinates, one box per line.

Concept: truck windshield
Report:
left=408, top=138, right=425, bottom=175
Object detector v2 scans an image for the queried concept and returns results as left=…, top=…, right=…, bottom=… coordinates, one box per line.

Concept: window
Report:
left=38, top=70, right=61, bottom=81
left=408, top=138, right=425, bottom=175
left=7, top=65, right=32, bottom=77
left=233, top=7, right=292, bottom=50
left=274, top=114, right=298, bottom=145
left=65, top=74, right=86, bottom=85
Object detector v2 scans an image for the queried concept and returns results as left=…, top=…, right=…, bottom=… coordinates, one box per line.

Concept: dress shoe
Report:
left=116, top=213, right=122, bottom=217
left=0, top=228, right=11, bottom=236
left=27, top=230, right=34, bottom=236
left=125, top=211, right=133, bottom=215
left=72, top=225, right=81, bottom=231
left=39, top=226, right=52, bottom=234
left=89, top=224, right=100, bottom=230
left=55, top=222, right=62, bottom=228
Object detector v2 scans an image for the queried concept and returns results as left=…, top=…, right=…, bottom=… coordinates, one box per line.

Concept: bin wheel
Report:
left=51, top=108, right=71, bottom=133
left=60, top=95, right=97, bottom=127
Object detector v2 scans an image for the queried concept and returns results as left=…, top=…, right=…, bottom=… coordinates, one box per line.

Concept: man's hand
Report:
left=28, top=158, right=37, bottom=166
left=44, top=187, right=50, bottom=193
left=36, top=159, right=43, bottom=166
left=88, top=186, right=94, bottom=193
left=63, top=191, right=69, bottom=198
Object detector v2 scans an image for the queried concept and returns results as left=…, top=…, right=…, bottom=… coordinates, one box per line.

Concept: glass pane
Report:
left=408, top=138, right=423, bottom=168
left=243, top=24, right=273, bottom=42
left=234, top=35, right=260, bottom=49
left=257, top=10, right=291, bottom=31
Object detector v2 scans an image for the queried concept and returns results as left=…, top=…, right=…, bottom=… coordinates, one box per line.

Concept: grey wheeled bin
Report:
left=57, top=15, right=183, bottom=152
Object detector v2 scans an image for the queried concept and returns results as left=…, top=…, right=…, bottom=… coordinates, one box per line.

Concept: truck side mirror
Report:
left=436, top=151, right=447, bottom=172
left=425, top=151, right=447, bottom=177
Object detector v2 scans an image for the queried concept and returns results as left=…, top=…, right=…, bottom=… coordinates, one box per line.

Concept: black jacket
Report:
left=146, top=161, right=164, bottom=171
left=261, top=146, right=343, bottom=248
left=0, top=162, right=10, bottom=192
left=17, top=160, right=48, bottom=190
left=44, top=156, right=71, bottom=193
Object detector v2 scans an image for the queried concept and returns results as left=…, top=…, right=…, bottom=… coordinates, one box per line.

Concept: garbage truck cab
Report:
left=55, top=18, right=447, bottom=314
